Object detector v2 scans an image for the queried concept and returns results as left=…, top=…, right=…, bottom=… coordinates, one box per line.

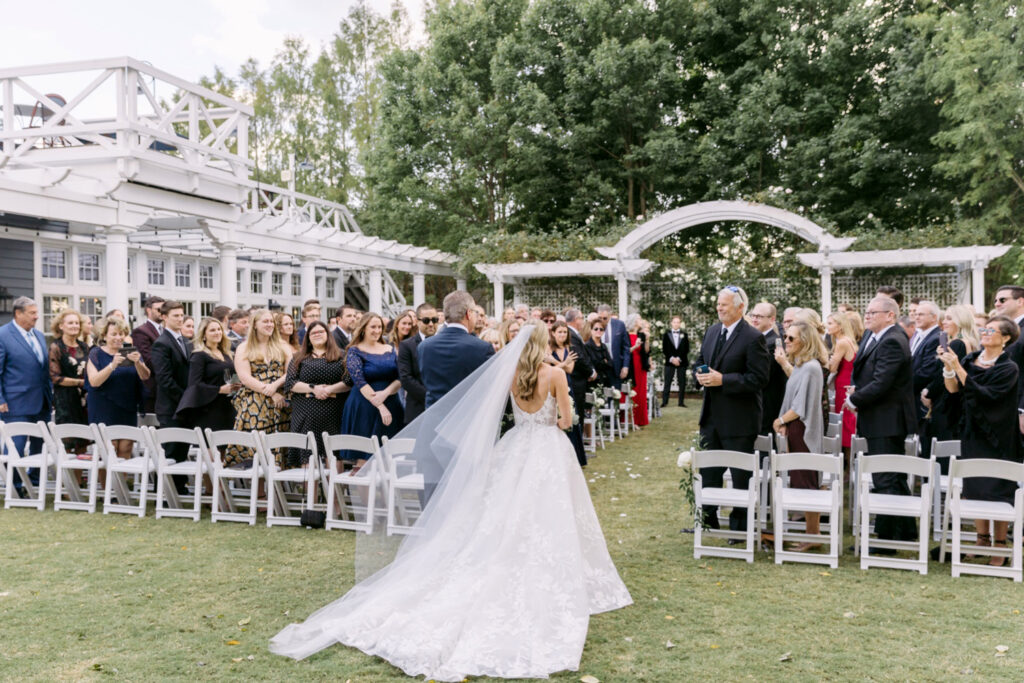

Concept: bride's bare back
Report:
left=512, top=362, right=573, bottom=429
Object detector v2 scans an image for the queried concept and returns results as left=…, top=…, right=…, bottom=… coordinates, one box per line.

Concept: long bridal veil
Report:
left=271, top=326, right=535, bottom=661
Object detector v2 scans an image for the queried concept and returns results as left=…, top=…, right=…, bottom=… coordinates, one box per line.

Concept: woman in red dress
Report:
left=826, top=311, right=858, bottom=470
left=627, top=315, right=650, bottom=427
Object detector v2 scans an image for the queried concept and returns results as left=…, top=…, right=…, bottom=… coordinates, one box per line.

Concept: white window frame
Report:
left=174, top=261, right=192, bottom=288
left=199, top=264, right=214, bottom=290
left=41, top=247, right=67, bottom=280
left=290, top=274, right=301, bottom=297
left=148, top=258, right=166, bottom=286
left=78, top=252, right=101, bottom=282
left=250, top=270, right=264, bottom=295
left=272, top=272, right=284, bottom=295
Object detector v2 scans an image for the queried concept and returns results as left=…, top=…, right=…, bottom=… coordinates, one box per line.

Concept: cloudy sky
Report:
left=1, top=0, right=426, bottom=81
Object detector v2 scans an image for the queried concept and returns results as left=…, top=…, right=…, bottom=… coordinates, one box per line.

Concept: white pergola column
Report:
left=104, top=226, right=131, bottom=315
left=368, top=268, right=384, bottom=313
left=492, top=279, right=505, bottom=318
left=456, top=278, right=467, bottom=292
left=412, top=273, right=426, bottom=307
left=971, top=259, right=987, bottom=312
left=218, top=243, right=238, bottom=308
left=616, top=274, right=628, bottom=321
left=820, top=264, right=833, bottom=318
left=338, top=269, right=346, bottom=306
left=300, top=256, right=317, bottom=303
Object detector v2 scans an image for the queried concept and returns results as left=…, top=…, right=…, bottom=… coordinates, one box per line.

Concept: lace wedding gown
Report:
left=270, top=392, right=632, bottom=680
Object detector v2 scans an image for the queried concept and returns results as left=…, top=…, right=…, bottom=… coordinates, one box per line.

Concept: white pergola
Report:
left=0, top=57, right=460, bottom=315
left=798, top=246, right=1011, bottom=315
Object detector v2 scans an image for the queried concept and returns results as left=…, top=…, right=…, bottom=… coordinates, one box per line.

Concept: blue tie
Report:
left=26, top=330, right=43, bottom=363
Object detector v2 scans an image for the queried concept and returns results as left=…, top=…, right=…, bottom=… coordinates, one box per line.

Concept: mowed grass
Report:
left=2, top=402, right=1024, bottom=681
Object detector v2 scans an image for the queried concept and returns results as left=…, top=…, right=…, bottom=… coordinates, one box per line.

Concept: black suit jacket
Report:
left=693, top=318, right=770, bottom=438
left=911, top=327, right=941, bottom=419
left=131, top=320, right=161, bottom=411
left=1006, top=318, right=1024, bottom=414
left=397, top=334, right=427, bottom=424
left=851, top=325, right=917, bottom=439
left=760, top=329, right=788, bottom=434
left=662, top=329, right=690, bottom=366
left=150, top=330, right=192, bottom=418
left=418, top=326, right=495, bottom=408
left=333, top=328, right=351, bottom=351
left=567, top=328, right=594, bottom=405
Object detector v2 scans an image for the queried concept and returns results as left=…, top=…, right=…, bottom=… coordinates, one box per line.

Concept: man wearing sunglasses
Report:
left=993, top=285, right=1024, bottom=436
left=397, top=303, right=440, bottom=425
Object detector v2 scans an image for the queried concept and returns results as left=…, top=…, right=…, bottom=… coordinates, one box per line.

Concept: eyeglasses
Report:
left=978, top=327, right=1000, bottom=335
left=749, top=313, right=767, bottom=319
left=863, top=310, right=885, bottom=316
left=592, top=326, right=605, bottom=332
left=542, top=318, right=555, bottom=324
left=419, top=317, right=439, bottom=324
left=784, top=335, right=798, bottom=342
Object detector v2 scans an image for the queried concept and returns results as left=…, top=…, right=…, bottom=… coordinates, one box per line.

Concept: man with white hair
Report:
left=692, top=286, right=770, bottom=532
left=910, top=300, right=941, bottom=457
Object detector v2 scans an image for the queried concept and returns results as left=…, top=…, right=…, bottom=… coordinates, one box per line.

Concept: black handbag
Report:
left=300, top=509, right=326, bottom=529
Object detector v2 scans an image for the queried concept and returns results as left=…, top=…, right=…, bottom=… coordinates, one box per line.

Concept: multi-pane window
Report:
left=291, top=274, right=301, bottom=297
left=326, top=277, right=336, bottom=299
left=199, top=264, right=214, bottom=289
left=78, top=252, right=100, bottom=281
left=80, top=296, right=104, bottom=320
left=200, top=302, right=215, bottom=317
left=41, top=248, right=67, bottom=279
left=236, top=269, right=242, bottom=293
left=316, top=276, right=323, bottom=297
left=42, top=295, right=69, bottom=331
left=180, top=301, right=194, bottom=316
left=174, top=262, right=191, bottom=288
left=148, top=258, right=166, bottom=286
left=127, top=255, right=134, bottom=284
left=250, top=271, right=263, bottom=294
left=272, top=272, right=284, bottom=295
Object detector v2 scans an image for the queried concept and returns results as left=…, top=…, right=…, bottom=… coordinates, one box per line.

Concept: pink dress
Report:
left=833, top=355, right=856, bottom=448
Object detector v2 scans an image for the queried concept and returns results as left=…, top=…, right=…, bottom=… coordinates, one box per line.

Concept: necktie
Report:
left=603, top=325, right=611, bottom=347
left=26, top=330, right=43, bottom=363
left=177, top=335, right=188, bottom=357
left=672, top=332, right=679, bottom=347
left=909, top=332, right=920, bottom=355
left=864, top=335, right=877, bottom=354
left=710, top=327, right=727, bottom=366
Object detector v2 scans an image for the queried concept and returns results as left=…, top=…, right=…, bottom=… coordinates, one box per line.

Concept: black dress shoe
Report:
left=851, top=545, right=898, bottom=556
left=727, top=539, right=744, bottom=546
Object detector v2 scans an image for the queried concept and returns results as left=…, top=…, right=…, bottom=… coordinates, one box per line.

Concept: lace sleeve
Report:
left=347, top=347, right=367, bottom=389
left=49, top=342, right=65, bottom=385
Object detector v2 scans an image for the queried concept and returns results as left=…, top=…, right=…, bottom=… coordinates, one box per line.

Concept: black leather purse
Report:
left=300, top=509, right=326, bottom=529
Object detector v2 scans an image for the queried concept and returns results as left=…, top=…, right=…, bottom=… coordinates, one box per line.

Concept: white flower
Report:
left=677, top=449, right=693, bottom=469
left=612, top=389, right=622, bottom=400
left=629, top=390, right=636, bottom=398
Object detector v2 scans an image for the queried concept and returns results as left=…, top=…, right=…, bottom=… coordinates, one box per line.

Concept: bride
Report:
left=270, top=324, right=632, bottom=680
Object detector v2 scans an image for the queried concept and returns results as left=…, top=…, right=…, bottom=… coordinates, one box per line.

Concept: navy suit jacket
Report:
left=605, top=317, right=631, bottom=388
left=0, top=321, right=53, bottom=416
left=910, top=326, right=941, bottom=420
left=418, top=326, right=495, bottom=408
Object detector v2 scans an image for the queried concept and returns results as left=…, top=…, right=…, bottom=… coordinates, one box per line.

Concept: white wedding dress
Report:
left=270, top=389, right=632, bottom=680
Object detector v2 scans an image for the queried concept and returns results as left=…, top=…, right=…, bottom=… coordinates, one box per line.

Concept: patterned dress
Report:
left=283, top=355, right=348, bottom=467
left=226, top=358, right=291, bottom=467
left=49, top=339, right=89, bottom=449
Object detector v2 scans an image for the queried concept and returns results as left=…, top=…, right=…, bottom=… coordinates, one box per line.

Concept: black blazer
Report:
left=851, top=325, right=917, bottom=439
left=1005, top=318, right=1024, bottom=413
left=397, top=334, right=426, bottom=424
left=662, top=329, right=690, bottom=366
left=131, top=320, right=161, bottom=411
left=332, top=328, right=351, bottom=351
left=150, top=330, right=191, bottom=418
left=692, top=318, right=770, bottom=438
left=567, top=328, right=594, bottom=395
left=911, top=326, right=941, bottom=419
left=584, top=339, right=615, bottom=389
left=418, top=326, right=495, bottom=408
left=760, top=328, right=788, bottom=435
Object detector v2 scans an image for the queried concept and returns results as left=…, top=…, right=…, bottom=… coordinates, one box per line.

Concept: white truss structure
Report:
left=0, top=57, right=456, bottom=318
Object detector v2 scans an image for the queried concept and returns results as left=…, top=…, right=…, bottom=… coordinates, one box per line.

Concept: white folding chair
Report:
left=930, top=439, right=961, bottom=541
left=380, top=436, right=423, bottom=536
left=599, top=387, right=619, bottom=442
left=755, top=434, right=774, bottom=536
left=260, top=431, right=326, bottom=527
left=857, top=454, right=934, bottom=575
left=150, top=426, right=209, bottom=521
left=850, top=435, right=869, bottom=536
left=619, top=381, right=635, bottom=433
left=204, top=429, right=265, bottom=525
left=1, top=421, right=53, bottom=510
left=583, top=392, right=605, bottom=452
left=50, top=422, right=105, bottom=513
left=772, top=452, right=843, bottom=568
left=825, top=421, right=842, bottom=439
left=940, top=457, right=1024, bottom=582
left=323, top=434, right=379, bottom=533
left=99, top=424, right=156, bottom=517
left=692, top=449, right=760, bottom=563
left=137, top=413, right=160, bottom=428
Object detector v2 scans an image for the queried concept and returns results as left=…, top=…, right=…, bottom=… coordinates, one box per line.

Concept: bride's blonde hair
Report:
left=515, top=324, right=549, bottom=400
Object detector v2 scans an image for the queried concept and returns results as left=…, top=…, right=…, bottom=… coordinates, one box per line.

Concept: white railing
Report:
left=0, top=57, right=252, bottom=179
left=249, top=183, right=361, bottom=234
left=352, top=269, right=407, bottom=317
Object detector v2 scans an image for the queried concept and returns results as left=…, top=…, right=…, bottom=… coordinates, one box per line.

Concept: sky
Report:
left=1, top=0, right=426, bottom=83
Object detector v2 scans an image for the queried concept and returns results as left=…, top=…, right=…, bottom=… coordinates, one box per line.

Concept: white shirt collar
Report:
left=148, top=319, right=162, bottom=332
left=446, top=323, right=468, bottom=333
left=916, top=324, right=937, bottom=338
left=1015, top=314, right=1024, bottom=326
left=722, top=318, right=741, bottom=339
left=872, top=324, right=896, bottom=342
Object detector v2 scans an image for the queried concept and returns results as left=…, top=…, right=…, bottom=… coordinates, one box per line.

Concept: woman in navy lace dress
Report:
left=338, top=313, right=404, bottom=468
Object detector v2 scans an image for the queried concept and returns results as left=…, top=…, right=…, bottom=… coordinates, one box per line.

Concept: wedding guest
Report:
left=898, top=315, right=916, bottom=340
left=845, top=310, right=865, bottom=343
left=226, top=308, right=249, bottom=350
left=182, top=315, right=195, bottom=340
left=596, top=304, right=630, bottom=389
left=227, top=309, right=293, bottom=467
left=751, top=303, right=787, bottom=440
left=992, top=285, right=1024, bottom=439
left=277, top=312, right=301, bottom=352
left=550, top=320, right=586, bottom=466
left=150, top=301, right=193, bottom=493
left=49, top=310, right=90, bottom=456
left=175, top=317, right=237, bottom=432
left=531, top=308, right=543, bottom=320
left=502, top=308, right=516, bottom=322
left=498, top=318, right=521, bottom=346
left=564, top=309, right=596, bottom=432
left=338, top=313, right=404, bottom=468
left=909, top=301, right=942, bottom=456
left=131, top=296, right=164, bottom=414
left=781, top=307, right=800, bottom=332
left=626, top=314, right=650, bottom=427
left=419, top=291, right=494, bottom=408
left=397, top=303, right=439, bottom=425
left=212, top=305, right=232, bottom=330
left=473, top=305, right=487, bottom=337
left=876, top=285, right=905, bottom=308
left=79, top=315, right=95, bottom=349
left=939, top=315, right=1021, bottom=566
left=773, top=319, right=827, bottom=551
left=332, top=304, right=359, bottom=350
left=583, top=319, right=615, bottom=390
left=284, top=320, right=350, bottom=467
left=480, top=328, right=501, bottom=352
left=826, top=311, right=858, bottom=468
left=297, top=299, right=321, bottom=344
left=540, top=310, right=556, bottom=330
left=661, top=315, right=690, bottom=407
left=921, top=305, right=978, bottom=473
left=86, top=316, right=149, bottom=459
left=514, top=304, right=529, bottom=322
left=389, top=309, right=417, bottom=348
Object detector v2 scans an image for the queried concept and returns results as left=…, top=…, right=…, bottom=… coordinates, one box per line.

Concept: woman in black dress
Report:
left=283, top=320, right=350, bottom=467
left=940, top=315, right=1021, bottom=566
left=49, top=309, right=90, bottom=454
left=583, top=319, right=615, bottom=390
left=176, top=317, right=239, bottom=431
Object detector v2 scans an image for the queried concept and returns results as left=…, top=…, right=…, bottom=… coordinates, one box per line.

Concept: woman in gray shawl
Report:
left=772, top=319, right=828, bottom=551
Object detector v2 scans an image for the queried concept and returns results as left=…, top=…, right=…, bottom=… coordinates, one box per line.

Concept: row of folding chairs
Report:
left=583, top=381, right=640, bottom=453
left=0, top=421, right=425, bottom=535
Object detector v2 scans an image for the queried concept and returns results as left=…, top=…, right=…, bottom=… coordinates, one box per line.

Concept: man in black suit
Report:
left=992, top=284, right=1024, bottom=439
left=749, top=302, right=787, bottom=438
left=130, top=295, right=164, bottom=414
left=398, top=303, right=439, bottom=425
left=419, top=291, right=494, bottom=408
left=332, top=304, right=359, bottom=350
left=150, top=301, right=192, bottom=493
left=693, top=286, right=770, bottom=531
left=847, top=295, right=918, bottom=542
left=909, top=300, right=941, bottom=457
left=661, top=315, right=690, bottom=407
left=564, top=309, right=596, bottom=428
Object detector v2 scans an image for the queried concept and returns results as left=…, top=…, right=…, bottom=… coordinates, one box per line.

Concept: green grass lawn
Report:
left=3, top=403, right=1023, bottom=681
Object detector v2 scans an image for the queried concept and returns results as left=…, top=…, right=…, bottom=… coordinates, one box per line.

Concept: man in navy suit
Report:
left=0, top=297, right=54, bottom=489
left=419, top=291, right=494, bottom=408
left=596, top=304, right=631, bottom=389
left=909, top=300, right=941, bottom=457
